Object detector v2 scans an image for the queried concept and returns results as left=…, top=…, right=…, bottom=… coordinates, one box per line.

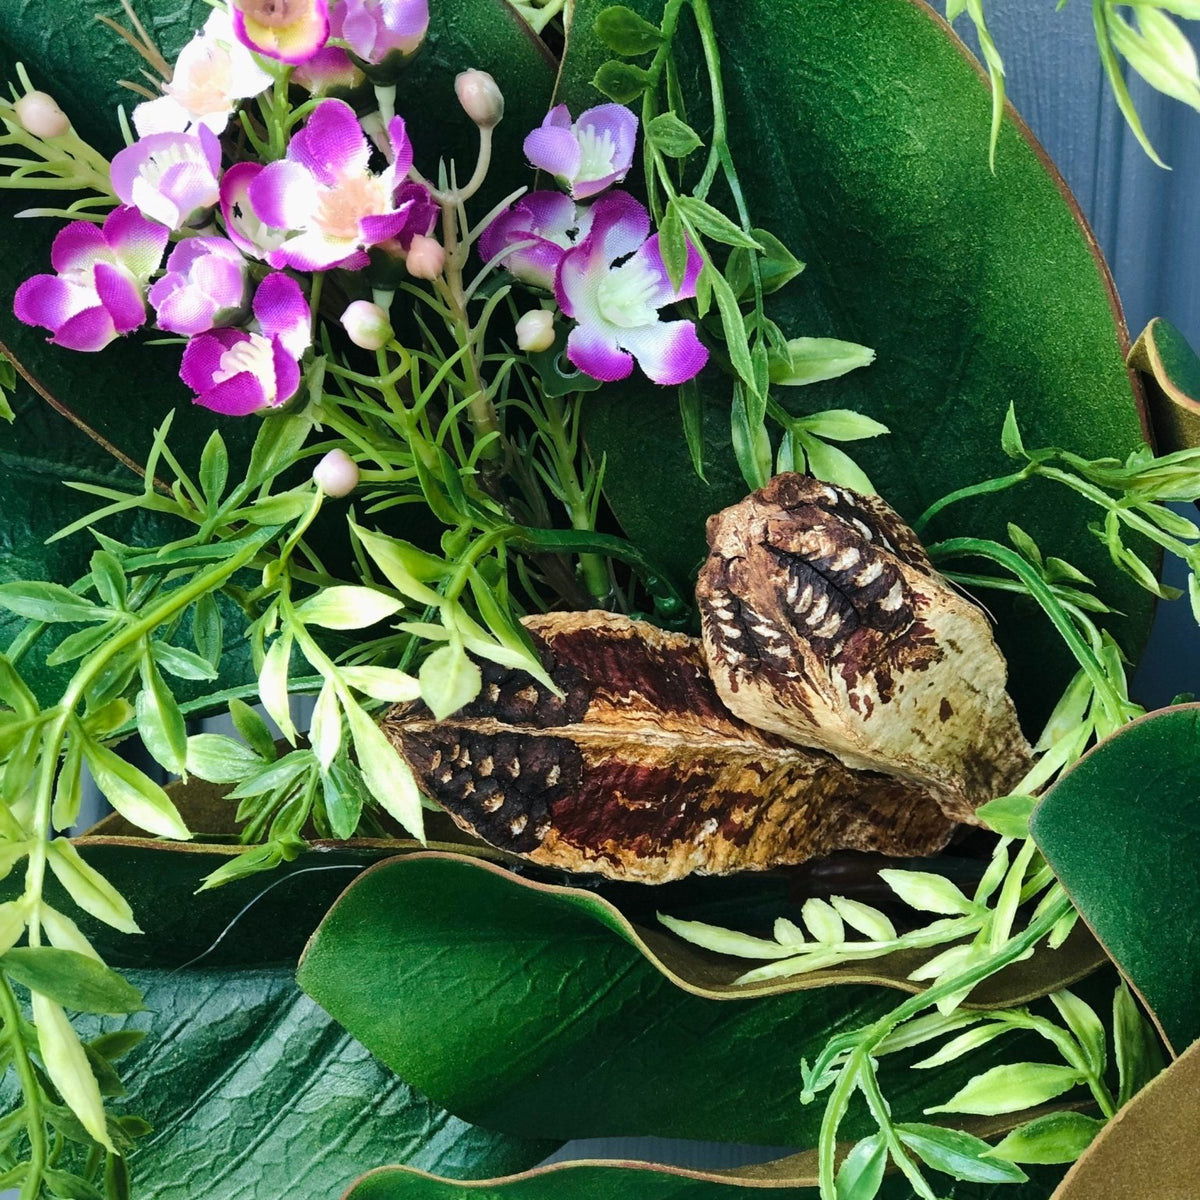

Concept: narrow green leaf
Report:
left=769, top=337, right=876, bottom=385
left=135, top=658, right=188, bottom=776
left=32, top=992, right=113, bottom=1151
left=310, top=679, right=343, bottom=772
left=185, top=734, right=264, bottom=784
left=657, top=913, right=797, bottom=960
left=676, top=196, right=763, bottom=250
left=52, top=735, right=84, bottom=831
left=751, top=228, right=805, bottom=294
left=45, top=841, right=140, bottom=935
left=198, top=430, right=229, bottom=505
left=259, top=635, right=297, bottom=746
left=976, top=794, right=1036, bottom=838
left=419, top=644, right=482, bottom=721
left=80, top=740, right=191, bottom=842
left=801, top=436, right=877, bottom=494
left=88, top=551, right=126, bottom=610
left=911, top=1022, right=1012, bottom=1070
left=46, top=621, right=117, bottom=668
left=151, top=642, right=219, bottom=682
left=594, top=4, right=663, bottom=54
left=1114, top=980, right=1166, bottom=1107
left=984, top=1111, right=1105, bottom=1164
left=294, top=586, right=404, bottom=631
left=192, top=592, right=222, bottom=669
left=926, top=1062, right=1085, bottom=1116
left=1001, top=403, right=1027, bottom=459
left=658, top=201, right=690, bottom=292
left=797, top=409, right=890, bottom=442
left=1, top=947, right=142, bottom=1015
left=338, top=666, right=421, bottom=704
left=321, top=760, right=367, bottom=840
left=878, top=869, right=978, bottom=916
left=802, top=897, right=845, bottom=945
left=1050, top=989, right=1107, bottom=1077
left=0, top=582, right=105, bottom=624
left=835, top=1133, right=886, bottom=1199
left=828, top=896, right=896, bottom=942
left=345, top=700, right=424, bottom=840
left=895, top=1122, right=1027, bottom=1183
left=229, top=698, right=278, bottom=763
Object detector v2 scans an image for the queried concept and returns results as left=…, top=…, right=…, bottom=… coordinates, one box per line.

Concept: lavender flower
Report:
left=133, top=9, right=273, bottom=137
left=149, top=238, right=251, bottom=336
left=524, top=103, right=638, bottom=201
left=13, top=207, right=168, bottom=352
left=180, top=273, right=311, bottom=416
left=111, top=127, right=222, bottom=231
left=478, top=191, right=594, bottom=291
left=247, top=99, right=431, bottom=271
left=555, top=192, right=707, bottom=386
left=231, top=0, right=330, bottom=65
left=219, top=163, right=287, bottom=261
left=330, top=0, right=429, bottom=75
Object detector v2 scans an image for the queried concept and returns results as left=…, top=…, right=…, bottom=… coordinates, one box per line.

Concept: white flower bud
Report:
left=515, top=308, right=555, bottom=353
left=313, top=448, right=360, bottom=498
left=15, top=91, right=70, bottom=140
left=455, top=70, right=504, bottom=129
left=340, top=300, right=393, bottom=351
left=405, top=234, right=445, bottom=280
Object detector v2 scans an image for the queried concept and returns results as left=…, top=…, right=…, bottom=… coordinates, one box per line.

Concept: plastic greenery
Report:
left=0, top=1, right=1197, bottom=1197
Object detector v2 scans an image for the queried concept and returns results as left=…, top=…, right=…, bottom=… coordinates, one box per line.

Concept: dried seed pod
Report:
left=697, top=474, right=1032, bottom=823
left=384, top=611, right=955, bottom=883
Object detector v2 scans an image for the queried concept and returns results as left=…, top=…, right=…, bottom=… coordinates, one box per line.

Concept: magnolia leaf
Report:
left=298, top=852, right=1107, bottom=1145
left=1031, top=703, right=1200, bottom=1053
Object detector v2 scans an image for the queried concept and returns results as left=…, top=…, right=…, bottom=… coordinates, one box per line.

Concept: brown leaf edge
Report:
left=1128, top=317, right=1200, bottom=456
left=1048, top=1033, right=1200, bottom=1200
left=309, top=848, right=1107, bottom=1009
left=341, top=1106, right=1074, bottom=1198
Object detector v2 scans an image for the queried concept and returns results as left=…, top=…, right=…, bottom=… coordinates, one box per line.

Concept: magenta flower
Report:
left=292, top=45, right=366, bottom=96
left=149, top=238, right=250, bottom=336
left=524, top=104, right=638, bottom=201
left=181, top=273, right=311, bottom=416
left=555, top=192, right=707, bottom=386
left=13, top=206, right=168, bottom=352
left=248, top=99, right=429, bottom=271
left=219, top=162, right=287, bottom=261
left=478, top=191, right=595, bottom=291
left=111, top=127, right=222, bottom=231
left=231, top=0, right=330, bottom=65
left=330, top=0, right=428, bottom=74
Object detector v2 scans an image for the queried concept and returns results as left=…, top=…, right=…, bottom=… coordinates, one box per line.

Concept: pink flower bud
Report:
left=14, top=91, right=70, bottom=139
left=406, top=235, right=445, bottom=280
left=340, top=300, right=393, bottom=350
left=515, top=309, right=555, bottom=353
left=313, top=448, right=360, bottom=497
left=455, top=70, right=504, bottom=129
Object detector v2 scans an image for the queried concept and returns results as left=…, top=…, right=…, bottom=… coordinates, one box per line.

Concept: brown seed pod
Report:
left=384, top=611, right=956, bottom=883
left=696, top=474, right=1032, bottom=822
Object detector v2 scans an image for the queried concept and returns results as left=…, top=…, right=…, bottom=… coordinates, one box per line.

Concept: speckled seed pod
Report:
left=696, top=474, right=1032, bottom=824
left=384, top=611, right=956, bottom=883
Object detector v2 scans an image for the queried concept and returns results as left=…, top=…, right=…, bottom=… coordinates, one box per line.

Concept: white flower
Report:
left=133, top=10, right=274, bottom=138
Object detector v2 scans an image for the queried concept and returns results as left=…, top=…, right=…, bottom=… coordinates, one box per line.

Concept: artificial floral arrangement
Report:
left=1, top=0, right=1200, bottom=1197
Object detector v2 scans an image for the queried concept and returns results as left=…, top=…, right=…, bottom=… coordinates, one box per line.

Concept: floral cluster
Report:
left=11, top=0, right=708, bottom=417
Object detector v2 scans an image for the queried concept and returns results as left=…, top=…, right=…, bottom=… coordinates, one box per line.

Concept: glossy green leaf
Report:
left=565, top=0, right=1155, bottom=729
left=298, top=854, right=1103, bottom=1144
left=0, top=946, right=142, bottom=1015
left=895, top=1122, right=1027, bottom=1184
left=1030, top=703, right=1200, bottom=1054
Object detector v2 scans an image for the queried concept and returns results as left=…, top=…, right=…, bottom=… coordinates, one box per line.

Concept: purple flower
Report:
left=13, top=206, right=168, bottom=352
left=149, top=238, right=250, bottom=336
left=219, top=162, right=287, bottom=261
left=330, top=0, right=428, bottom=74
left=248, top=99, right=429, bottom=271
left=181, top=273, right=311, bottom=416
left=478, top=190, right=594, bottom=291
left=524, top=104, right=638, bottom=201
left=292, top=45, right=366, bottom=96
left=111, top=127, right=222, bottom=231
left=555, top=192, right=707, bottom=386
left=231, top=0, right=330, bottom=65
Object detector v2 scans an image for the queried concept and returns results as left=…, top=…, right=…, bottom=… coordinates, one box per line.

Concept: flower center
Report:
left=596, top=255, right=660, bottom=329
left=138, top=142, right=198, bottom=187
left=213, top=333, right=277, bottom=402
left=313, top=174, right=389, bottom=242
left=173, top=45, right=236, bottom=116
left=239, top=0, right=301, bottom=29
left=575, top=124, right=616, bottom=184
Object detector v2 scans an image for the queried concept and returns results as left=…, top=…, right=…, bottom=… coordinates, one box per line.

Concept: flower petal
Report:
left=102, top=206, right=170, bottom=278
left=566, top=323, right=633, bottom=382
left=14, top=274, right=93, bottom=332
left=387, top=115, right=414, bottom=177
left=156, top=160, right=220, bottom=226
left=49, top=222, right=109, bottom=275
left=630, top=232, right=703, bottom=305
left=51, top=307, right=118, bottom=353
left=252, top=272, right=311, bottom=359
left=132, top=94, right=191, bottom=138
left=181, top=328, right=244, bottom=392
left=270, top=335, right=302, bottom=406
left=248, top=160, right=318, bottom=231
left=524, top=124, right=581, bottom=180
left=93, top=263, right=145, bottom=334
left=232, top=3, right=330, bottom=65
left=152, top=282, right=220, bottom=336
left=194, top=371, right=271, bottom=416
left=590, top=190, right=651, bottom=262
left=618, top=319, right=709, bottom=386
left=288, top=99, right=369, bottom=185
left=266, top=229, right=357, bottom=272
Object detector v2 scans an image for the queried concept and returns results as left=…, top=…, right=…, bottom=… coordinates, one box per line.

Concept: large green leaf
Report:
left=1030, top=703, right=1200, bottom=1056
left=297, top=853, right=1099, bottom=1145
left=563, top=0, right=1155, bottom=729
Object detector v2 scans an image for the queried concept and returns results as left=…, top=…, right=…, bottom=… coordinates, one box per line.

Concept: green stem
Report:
left=0, top=977, right=46, bottom=1200
left=814, top=888, right=1073, bottom=1198
left=913, top=465, right=1037, bottom=535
